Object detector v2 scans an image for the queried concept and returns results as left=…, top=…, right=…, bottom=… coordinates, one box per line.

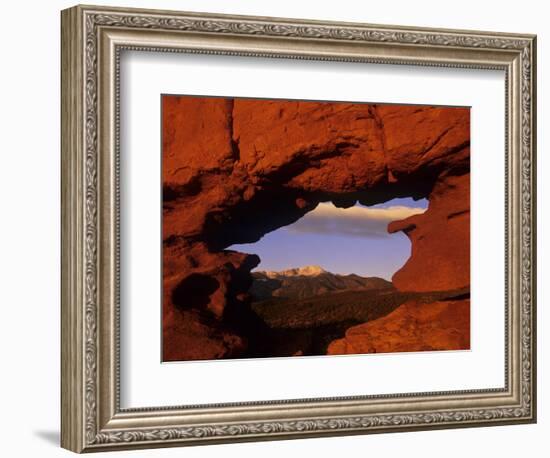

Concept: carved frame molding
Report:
left=61, top=4, right=536, bottom=452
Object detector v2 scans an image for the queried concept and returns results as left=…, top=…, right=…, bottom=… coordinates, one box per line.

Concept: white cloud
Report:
left=284, top=202, right=426, bottom=238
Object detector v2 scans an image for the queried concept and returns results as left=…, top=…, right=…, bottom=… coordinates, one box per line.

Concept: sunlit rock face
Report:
left=388, top=172, right=470, bottom=292
left=162, top=96, right=470, bottom=361
left=327, top=299, right=470, bottom=355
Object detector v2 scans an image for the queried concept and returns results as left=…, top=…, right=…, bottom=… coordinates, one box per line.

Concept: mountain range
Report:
left=250, top=265, right=393, bottom=301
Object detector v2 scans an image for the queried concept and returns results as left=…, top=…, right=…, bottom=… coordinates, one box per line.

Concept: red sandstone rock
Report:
left=327, top=299, right=470, bottom=355
left=163, top=96, right=235, bottom=181
left=163, top=309, right=247, bottom=362
left=377, top=105, right=470, bottom=178
left=388, top=172, right=470, bottom=292
left=161, top=95, right=470, bottom=361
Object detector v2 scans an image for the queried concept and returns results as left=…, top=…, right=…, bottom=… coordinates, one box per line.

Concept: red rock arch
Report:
left=162, top=96, right=470, bottom=361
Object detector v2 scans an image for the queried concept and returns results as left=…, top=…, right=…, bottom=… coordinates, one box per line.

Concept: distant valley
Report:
left=242, top=266, right=469, bottom=358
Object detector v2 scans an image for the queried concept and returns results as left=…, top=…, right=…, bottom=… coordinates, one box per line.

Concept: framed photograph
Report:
left=61, top=4, right=537, bottom=453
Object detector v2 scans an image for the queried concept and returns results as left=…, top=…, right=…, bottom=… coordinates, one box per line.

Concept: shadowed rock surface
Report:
left=162, top=96, right=470, bottom=362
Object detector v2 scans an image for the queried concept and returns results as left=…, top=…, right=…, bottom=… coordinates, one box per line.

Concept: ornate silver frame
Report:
left=61, top=4, right=537, bottom=453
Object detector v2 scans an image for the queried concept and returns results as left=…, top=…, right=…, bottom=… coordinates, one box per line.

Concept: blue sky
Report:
left=229, top=197, right=428, bottom=280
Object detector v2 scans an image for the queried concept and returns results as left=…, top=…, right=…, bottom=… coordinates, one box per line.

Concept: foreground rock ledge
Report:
left=162, top=96, right=471, bottom=361
left=327, top=299, right=470, bottom=355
